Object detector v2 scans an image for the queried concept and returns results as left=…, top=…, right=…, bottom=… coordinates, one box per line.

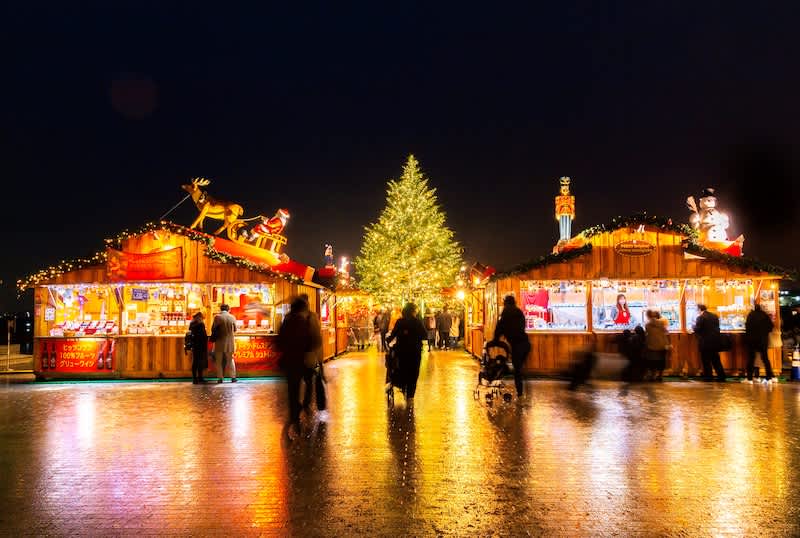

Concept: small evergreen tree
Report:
left=356, top=155, right=462, bottom=306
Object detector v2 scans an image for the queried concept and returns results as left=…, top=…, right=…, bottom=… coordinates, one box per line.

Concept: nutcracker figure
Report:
left=555, top=176, right=575, bottom=246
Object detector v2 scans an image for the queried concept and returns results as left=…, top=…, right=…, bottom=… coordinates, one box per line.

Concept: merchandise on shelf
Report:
left=521, top=280, right=588, bottom=331
left=685, top=279, right=755, bottom=332
left=592, top=280, right=682, bottom=331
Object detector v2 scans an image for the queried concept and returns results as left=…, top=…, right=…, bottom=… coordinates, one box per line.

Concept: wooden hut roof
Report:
left=19, top=221, right=315, bottom=291
left=494, top=214, right=795, bottom=281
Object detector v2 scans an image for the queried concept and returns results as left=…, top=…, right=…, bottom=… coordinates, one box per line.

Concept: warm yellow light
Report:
left=456, top=290, right=465, bottom=300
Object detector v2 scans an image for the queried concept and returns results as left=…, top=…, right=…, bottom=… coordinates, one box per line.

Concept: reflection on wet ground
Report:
left=1, top=348, right=799, bottom=536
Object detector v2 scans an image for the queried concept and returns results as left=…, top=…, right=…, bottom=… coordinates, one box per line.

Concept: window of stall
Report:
left=756, top=285, right=778, bottom=322
left=319, top=289, right=332, bottom=325
left=43, top=285, right=120, bottom=336
left=338, top=295, right=372, bottom=332
left=485, top=282, right=498, bottom=336
left=592, top=280, right=682, bottom=331
left=685, top=279, right=754, bottom=332
left=520, top=280, right=588, bottom=331
left=122, top=283, right=202, bottom=335
left=210, top=284, right=275, bottom=333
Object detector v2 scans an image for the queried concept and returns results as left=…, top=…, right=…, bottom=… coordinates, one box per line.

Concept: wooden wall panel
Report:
left=336, top=327, right=349, bottom=354
left=469, top=328, right=484, bottom=358
left=515, top=331, right=782, bottom=378
left=322, top=326, right=336, bottom=359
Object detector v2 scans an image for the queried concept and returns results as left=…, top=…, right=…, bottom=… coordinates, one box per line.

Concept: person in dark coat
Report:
left=188, top=312, right=208, bottom=384
left=693, top=304, right=726, bottom=381
left=436, top=306, right=453, bottom=350
left=424, top=309, right=437, bottom=352
left=493, top=295, right=531, bottom=397
left=387, top=302, right=427, bottom=405
left=277, top=296, right=322, bottom=436
left=618, top=328, right=646, bottom=383
left=744, top=303, right=775, bottom=383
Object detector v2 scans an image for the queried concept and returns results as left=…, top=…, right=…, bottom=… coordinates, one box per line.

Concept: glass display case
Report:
left=686, top=279, right=754, bottom=332
left=210, top=284, right=275, bottom=334
left=122, top=283, right=202, bottom=335
left=43, top=285, right=120, bottom=337
left=520, top=280, right=588, bottom=331
left=592, top=280, right=682, bottom=331
left=114, top=282, right=277, bottom=335
left=319, top=289, right=333, bottom=325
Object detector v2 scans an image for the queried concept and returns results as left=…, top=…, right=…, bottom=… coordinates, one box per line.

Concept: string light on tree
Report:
left=355, top=154, right=463, bottom=306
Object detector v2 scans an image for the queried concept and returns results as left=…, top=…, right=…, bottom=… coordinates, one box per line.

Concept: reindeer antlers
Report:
left=191, top=177, right=211, bottom=187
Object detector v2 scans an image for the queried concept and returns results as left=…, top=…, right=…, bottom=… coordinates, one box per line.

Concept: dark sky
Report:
left=3, top=2, right=800, bottom=311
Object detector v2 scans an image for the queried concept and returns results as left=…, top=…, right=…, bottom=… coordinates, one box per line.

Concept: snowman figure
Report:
left=687, top=188, right=744, bottom=255
left=687, top=188, right=729, bottom=241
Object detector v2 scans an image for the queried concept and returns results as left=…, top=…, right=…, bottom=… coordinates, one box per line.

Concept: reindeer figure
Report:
left=181, top=178, right=245, bottom=239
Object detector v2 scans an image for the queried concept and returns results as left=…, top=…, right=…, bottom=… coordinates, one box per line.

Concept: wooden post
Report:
left=680, top=280, right=687, bottom=334
left=586, top=281, right=593, bottom=333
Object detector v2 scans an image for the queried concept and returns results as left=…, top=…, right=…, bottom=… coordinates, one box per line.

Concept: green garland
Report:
left=581, top=212, right=698, bottom=240
left=495, top=244, right=592, bottom=279
left=204, top=246, right=303, bottom=284
left=683, top=241, right=797, bottom=280
left=18, top=220, right=303, bottom=293
left=103, top=220, right=214, bottom=250
left=17, top=251, right=109, bottom=294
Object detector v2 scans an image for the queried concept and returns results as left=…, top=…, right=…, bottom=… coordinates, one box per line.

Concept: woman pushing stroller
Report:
left=493, top=295, right=531, bottom=398
left=386, top=302, right=427, bottom=406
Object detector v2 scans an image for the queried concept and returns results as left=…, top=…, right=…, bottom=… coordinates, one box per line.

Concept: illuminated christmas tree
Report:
left=356, top=155, right=462, bottom=306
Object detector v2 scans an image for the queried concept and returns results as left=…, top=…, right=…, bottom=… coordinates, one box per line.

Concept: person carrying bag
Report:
left=277, top=295, right=324, bottom=438
left=304, top=304, right=327, bottom=411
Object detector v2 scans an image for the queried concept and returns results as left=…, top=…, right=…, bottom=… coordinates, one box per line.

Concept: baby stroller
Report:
left=474, top=340, right=515, bottom=403
left=384, top=340, right=404, bottom=405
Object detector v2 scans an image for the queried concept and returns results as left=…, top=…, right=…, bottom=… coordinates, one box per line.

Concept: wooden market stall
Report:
left=25, top=222, right=329, bottom=380
left=332, top=289, right=377, bottom=354
left=462, top=262, right=495, bottom=359
left=480, top=216, right=788, bottom=377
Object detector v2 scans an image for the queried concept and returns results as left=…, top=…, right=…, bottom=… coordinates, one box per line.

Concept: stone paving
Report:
left=1, top=348, right=799, bottom=537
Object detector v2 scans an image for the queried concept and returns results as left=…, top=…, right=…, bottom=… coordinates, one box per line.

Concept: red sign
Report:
left=233, top=335, right=280, bottom=371
left=107, top=247, right=184, bottom=281
left=39, top=338, right=115, bottom=373
left=211, top=236, right=314, bottom=281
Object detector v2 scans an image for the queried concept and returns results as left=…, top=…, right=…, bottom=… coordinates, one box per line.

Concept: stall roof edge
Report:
left=491, top=214, right=797, bottom=281
left=18, top=221, right=316, bottom=292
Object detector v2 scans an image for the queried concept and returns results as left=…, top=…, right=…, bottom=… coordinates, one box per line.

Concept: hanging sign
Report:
left=614, top=240, right=655, bottom=257
left=107, top=247, right=184, bottom=281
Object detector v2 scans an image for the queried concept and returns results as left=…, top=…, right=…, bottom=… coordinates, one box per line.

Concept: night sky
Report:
left=3, top=2, right=799, bottom=312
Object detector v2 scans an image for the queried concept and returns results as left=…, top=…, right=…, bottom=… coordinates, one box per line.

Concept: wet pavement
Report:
left=1, top=348, right=800, bottom=537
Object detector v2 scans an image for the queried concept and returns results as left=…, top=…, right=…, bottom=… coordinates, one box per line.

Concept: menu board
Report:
left=40, top=338, right=115, bottom=372
left=232, top=335, right=280, bottom=370
left=131, top=288, right=149, bottom=301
